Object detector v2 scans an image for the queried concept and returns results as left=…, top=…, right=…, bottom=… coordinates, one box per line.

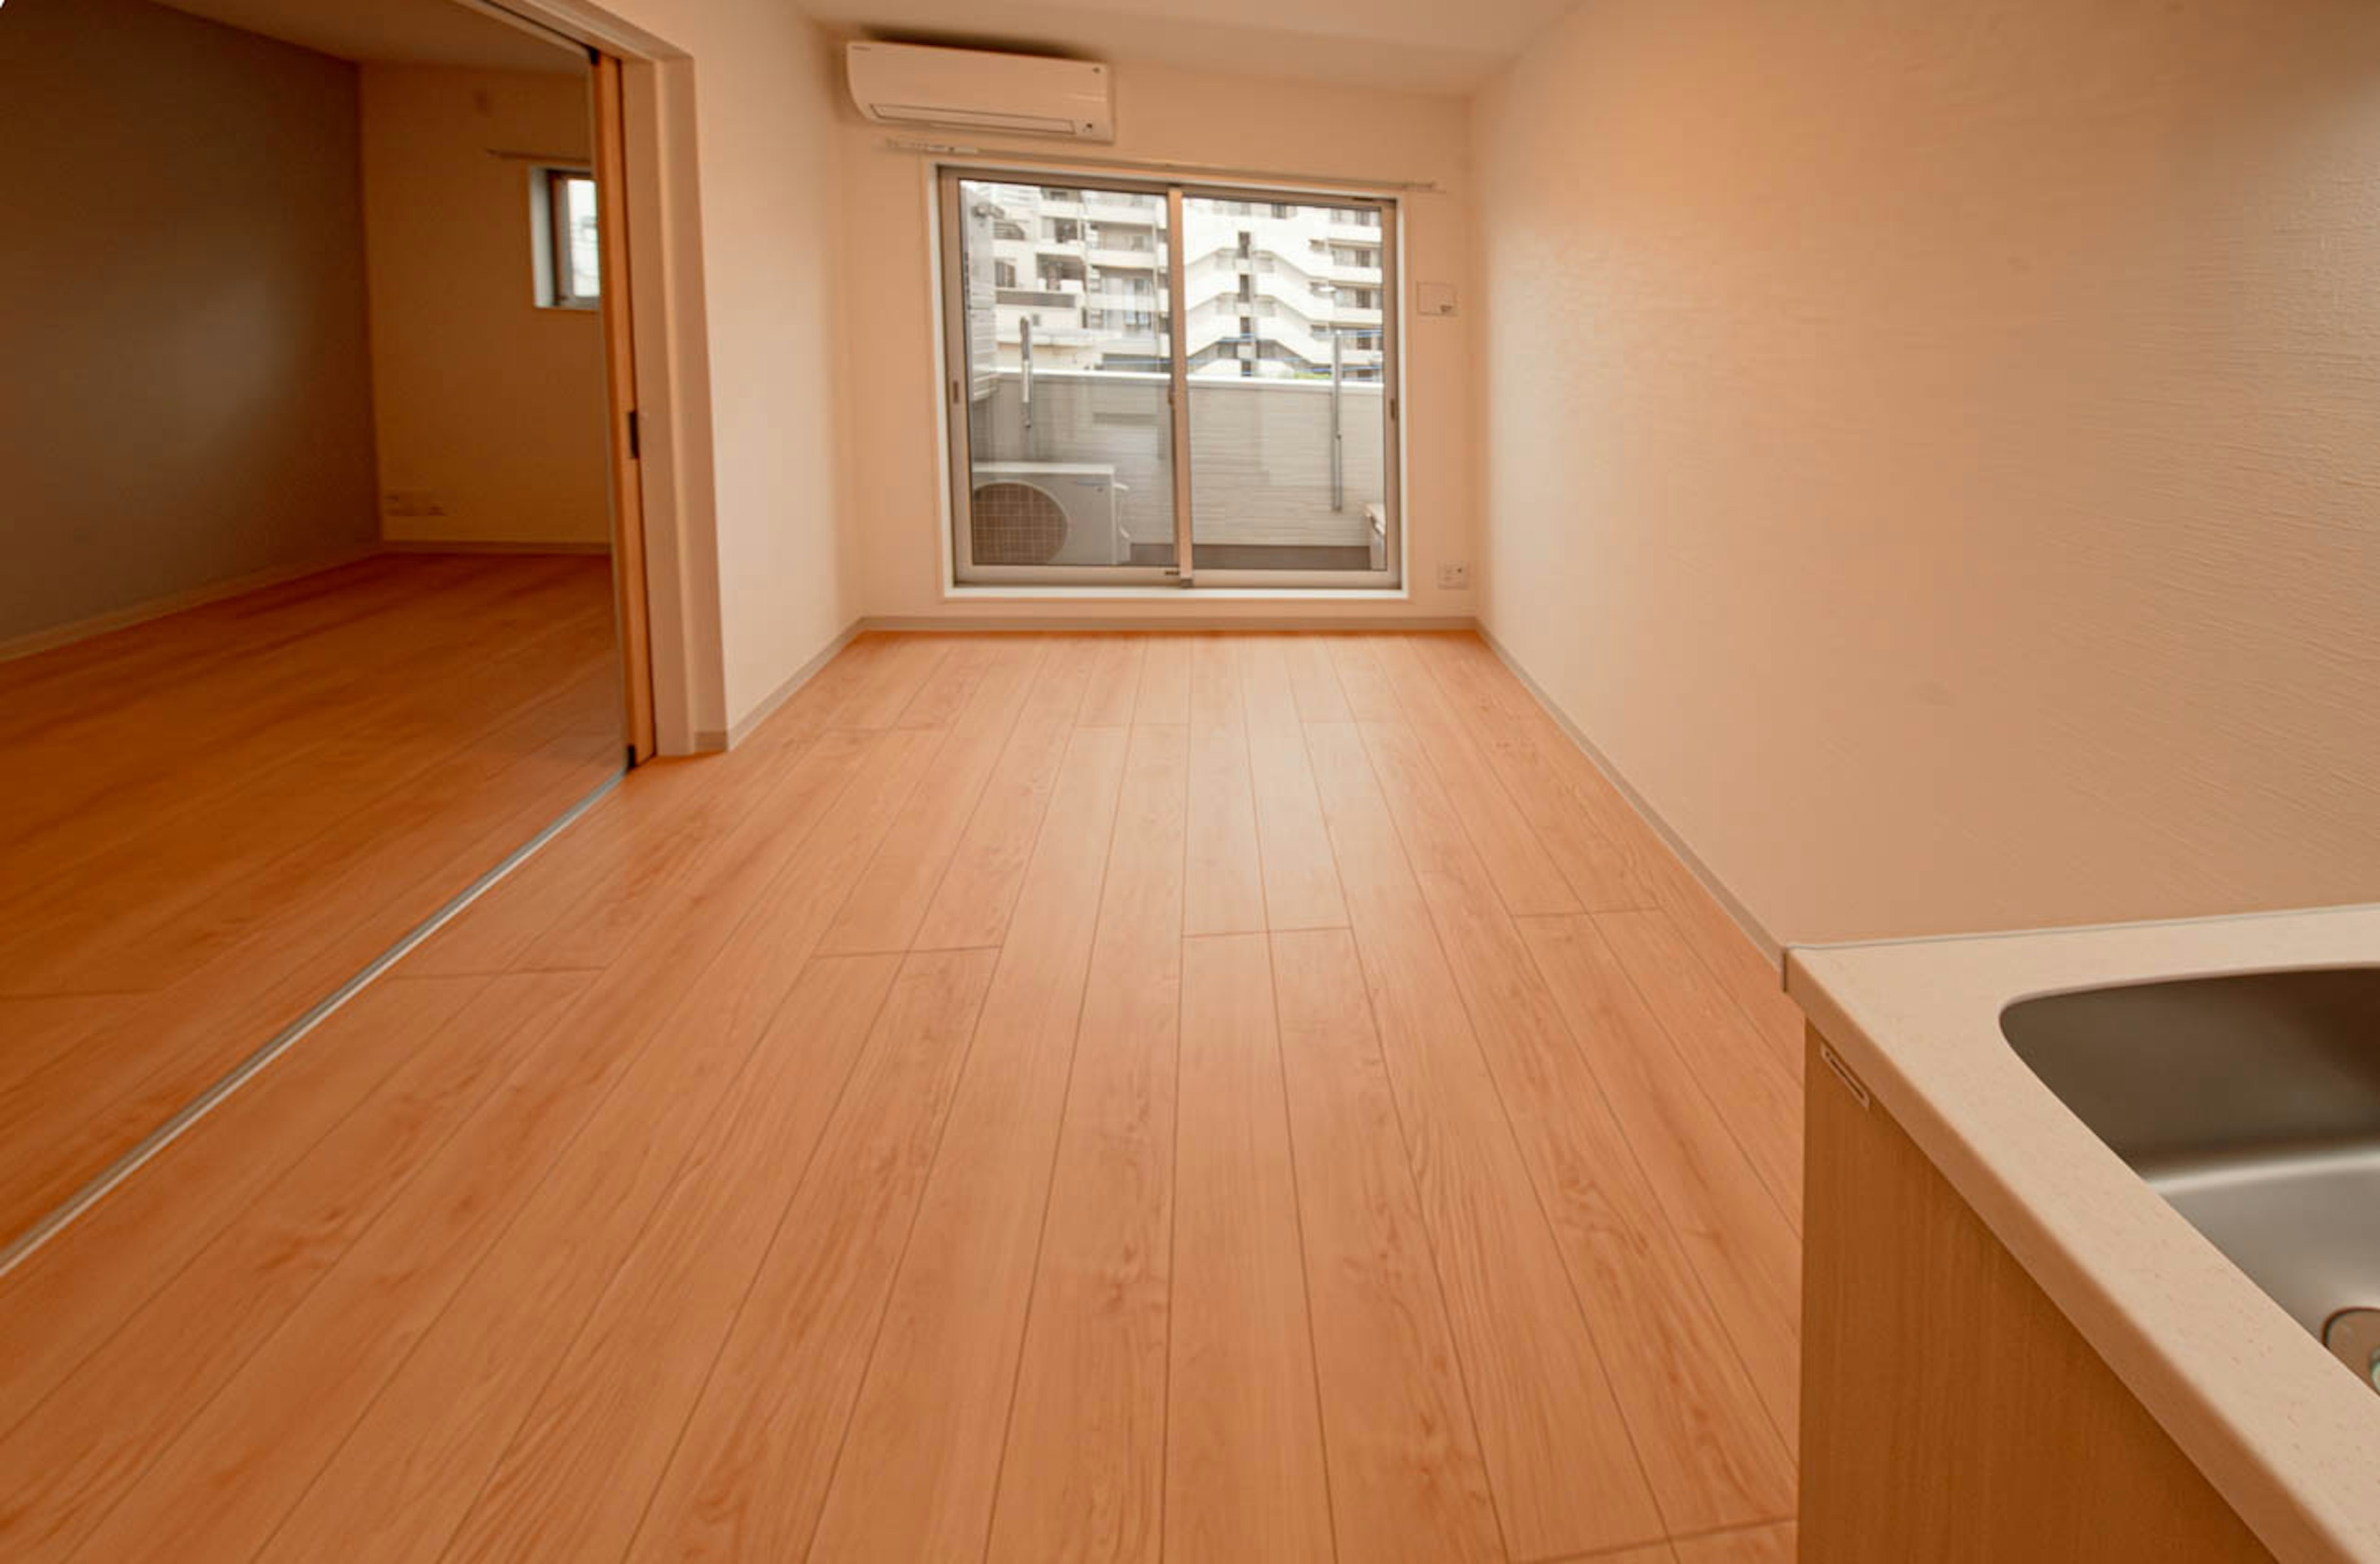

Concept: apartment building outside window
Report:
left=940, top=171, right=1399, bottom=588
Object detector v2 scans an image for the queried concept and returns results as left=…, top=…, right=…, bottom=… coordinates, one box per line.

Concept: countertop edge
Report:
left=1786, top=921, right=2380, bottom=1564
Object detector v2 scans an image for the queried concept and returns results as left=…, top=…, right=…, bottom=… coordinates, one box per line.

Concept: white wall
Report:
left=545, top=0, right=857, bottom=743
left=834, top=63, right=1477, bottom=622
left=0, top=0, right=378, bottom=645
left=1471, top=0, right=2380, bottom=946
left=359, top=64, right=612, bottom=550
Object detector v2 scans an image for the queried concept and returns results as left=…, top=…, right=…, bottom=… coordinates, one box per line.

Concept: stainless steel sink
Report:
left=2001, top=967, right=2380, bottom=1393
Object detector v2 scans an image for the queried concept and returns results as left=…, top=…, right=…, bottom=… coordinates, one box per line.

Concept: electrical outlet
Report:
left=1436, top=561, right=1470, bottom=591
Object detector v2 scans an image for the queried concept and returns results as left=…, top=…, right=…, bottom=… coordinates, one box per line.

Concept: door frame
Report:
left=935, top=162, right=1404, bottom=593
left=590, top=52, right=654, bottom=762
left=453, top=0, right=720, bottom=755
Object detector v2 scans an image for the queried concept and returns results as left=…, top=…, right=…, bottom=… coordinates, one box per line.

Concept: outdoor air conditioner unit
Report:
left=970, top=463, right=1130, bottom=567
left=847, top=42, right=1114, bottom=142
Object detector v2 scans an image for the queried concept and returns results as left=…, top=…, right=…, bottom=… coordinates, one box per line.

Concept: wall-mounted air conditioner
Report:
left=970, top=463, right=1129, bottom=567
left=847, top=42, right=1114, bottom=143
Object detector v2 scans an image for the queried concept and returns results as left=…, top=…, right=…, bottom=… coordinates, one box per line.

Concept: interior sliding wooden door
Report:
left=593, top=51, right=656, bottom=763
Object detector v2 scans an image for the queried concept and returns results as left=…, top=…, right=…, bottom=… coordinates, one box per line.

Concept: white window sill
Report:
left=943, top=584, right=1411, bottom=603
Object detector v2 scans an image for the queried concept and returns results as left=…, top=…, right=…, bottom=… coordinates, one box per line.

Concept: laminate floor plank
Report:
left=1165, top=932, right=1334, bottom=1564
left=1592, top=909, right=1804, bottom=1229
left=1235, top=639, right=1347, bottom=932
left=0, top=976, right=491, bottom=1437
left=0, top=972, right=591, bottom=1564
left=1517, top=913, right=1803, bottom=1448
left=0, top=559, right=594, bottom=874
left=986, top=722, right=1187, bottom=1564
left=1080, top=634, right=1148, bottom=727
left=1324, top=634, right=1403, bottom=724
left=402, top=634, right=881, bottom=978
left=235, top=726, right=948, bottom=1564
left=1424, top=636, right=1800, bottom=1070
left=896, top=636, right=999, bottom=729
left=1303, top=721, right=1664, bottom=1561
left=0, top=617, right=615, bottom=996
left=389, top=955, right=911, bottom=1564
left=1280, top=633, right=1353, bottom=724
left=0, top=556, right=620, bottom=1239
left=828, top=633, right=953, bottom=729
left=0, top=706, right=618, bottom=1240
left=1404, top=635, right=1659, bottom=913
left=1184, top=636, right=1265, bottom=937
left=1359, top=719, right=1794, bottom=1535
left=1672, top=1521, right=1797, bottom=1564
left=35, top=725, right=892, bottom=1563
left=622, top=947, right=1000, bottom=1563
left=822, top=641, right=1046, bottom=956
left=804, top=724, right=1129, bottom=1563
left=4, top=629, right=1815, bottom=1564
left=1365, top=638, right=1580, bottom=920
left=911, top=638, right=1097, bottom=950
left=1135, top=633, right=1192, bottom=725
left=1269, top=928, right=1504, bottom=1564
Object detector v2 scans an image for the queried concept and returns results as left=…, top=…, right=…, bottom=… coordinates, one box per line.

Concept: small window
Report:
left=533, top=167, right=599, bottom=309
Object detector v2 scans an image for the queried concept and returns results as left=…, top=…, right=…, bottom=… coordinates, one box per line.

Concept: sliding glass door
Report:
left=940, top=170, right=1398, bottom=588
left=1179, top=193, right=1393, bottom=579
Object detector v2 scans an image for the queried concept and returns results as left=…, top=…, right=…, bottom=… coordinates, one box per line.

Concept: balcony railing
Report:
left=970, top=367, right=1388, bottom=551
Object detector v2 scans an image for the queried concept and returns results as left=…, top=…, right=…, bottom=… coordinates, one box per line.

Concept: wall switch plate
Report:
left=1437, top=561, right=1470, bottom=590
left=1416, top=281, right=1458, bottom=317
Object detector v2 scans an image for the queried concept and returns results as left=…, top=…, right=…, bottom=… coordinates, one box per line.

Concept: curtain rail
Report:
left=885, top=138, right=1440, bottom=195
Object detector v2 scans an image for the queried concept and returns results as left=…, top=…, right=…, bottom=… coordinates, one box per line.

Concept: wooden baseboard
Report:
left=1475, top=623, right=1783, bottom=964
left=0, top=545, right=385, bottom=664
left=694, top=618, right=866, bottom=753
left=380, top=539, right=612, bottom=556
left=858, top=613, right=1479, bottom=633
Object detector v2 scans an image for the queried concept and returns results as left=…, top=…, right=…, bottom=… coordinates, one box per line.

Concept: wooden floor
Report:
left=0, top=554, right=622, bottom=1244
left=0, top=629, right=1807, bottom=1564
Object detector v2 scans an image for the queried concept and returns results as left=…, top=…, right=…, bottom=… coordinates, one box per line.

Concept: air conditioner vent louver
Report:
left=871, top=105, right=1078, bottom=136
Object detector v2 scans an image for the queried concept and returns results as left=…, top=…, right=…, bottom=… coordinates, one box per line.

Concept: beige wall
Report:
left=835, top=63, right=1477, bottom=623
left=359, top=64, right=612, bottom=549
left=571, top=1, right=856, bottom=738
left=697, top=22, right=860, bottom=727
left=1471, top=0, right=2380, bottom=946
left=0, top=0, right=377, bottom=644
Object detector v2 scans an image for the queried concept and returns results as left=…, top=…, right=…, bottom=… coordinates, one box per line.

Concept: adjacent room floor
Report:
left=0, top=553, right=621, bottom=1244
left=0, top=629, right=1805, bottom=1564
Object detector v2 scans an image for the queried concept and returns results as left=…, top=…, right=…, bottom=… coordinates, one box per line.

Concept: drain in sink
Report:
left=2322, top=1309, right=2380, bottom=1392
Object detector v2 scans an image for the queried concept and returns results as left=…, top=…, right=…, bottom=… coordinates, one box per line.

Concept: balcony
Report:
left=969, top=368, right=1386, bottom=554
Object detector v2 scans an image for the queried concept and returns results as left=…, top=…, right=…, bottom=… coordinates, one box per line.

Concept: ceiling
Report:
left=155, top=0, right=584, bottom=74
left=152, top=0, right=1573, bottom=94
left=806, top=0, right=1580, bottom=94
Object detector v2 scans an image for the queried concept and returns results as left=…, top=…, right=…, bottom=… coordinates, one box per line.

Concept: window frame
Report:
left=935, top=165, right=1403, bottom=593
left=534, top=166, right=601, bottom=312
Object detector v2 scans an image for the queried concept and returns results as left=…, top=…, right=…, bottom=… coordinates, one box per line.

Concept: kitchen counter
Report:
left=1786, top=904, right=2380, bottom=1564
